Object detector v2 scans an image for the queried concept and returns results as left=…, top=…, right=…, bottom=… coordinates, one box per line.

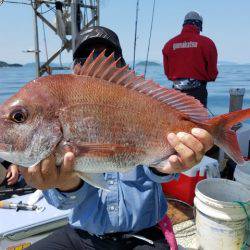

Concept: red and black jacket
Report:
left=162, top=25, right=218, bottom=82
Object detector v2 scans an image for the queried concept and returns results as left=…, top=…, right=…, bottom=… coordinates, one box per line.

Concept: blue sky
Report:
left=0, top=0, right=250, bottom=64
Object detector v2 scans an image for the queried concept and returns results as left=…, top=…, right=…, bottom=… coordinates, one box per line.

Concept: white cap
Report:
left=184, top=11, right=203, bottom=23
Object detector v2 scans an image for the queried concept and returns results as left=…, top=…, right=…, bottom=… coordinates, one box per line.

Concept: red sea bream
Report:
left=0, top=51, right=249, bottom=189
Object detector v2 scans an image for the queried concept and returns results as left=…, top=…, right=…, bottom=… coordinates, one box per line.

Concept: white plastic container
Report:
left=194, top=179, right=250, bottom=250
left=234, top=164, right=250, bottom=190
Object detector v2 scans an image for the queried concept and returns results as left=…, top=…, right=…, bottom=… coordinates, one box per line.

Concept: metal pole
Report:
left=71, top=0, right=79, bottom=54
left=33, top=1, right=40, bottom=77
left=229, top=88, right=245, bottom=112
left=218, top=88, right=246, bottom=170
left=96, top=0, right=100, bottom=25
left=229, top=88, right=245, bottom=130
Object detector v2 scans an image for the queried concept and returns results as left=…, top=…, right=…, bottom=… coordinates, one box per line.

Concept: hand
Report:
left=6, top=164, right=19, bottom=185
left=156, top=128, right=213, bottom=174
left=19, top=152, right=82, bottom=191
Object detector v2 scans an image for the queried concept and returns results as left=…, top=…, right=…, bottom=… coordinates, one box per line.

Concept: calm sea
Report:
left=0, top=64, right=250, bottom=119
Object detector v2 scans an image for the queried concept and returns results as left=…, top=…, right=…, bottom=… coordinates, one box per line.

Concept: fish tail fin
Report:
left=201, top=108, right=250, bottom=165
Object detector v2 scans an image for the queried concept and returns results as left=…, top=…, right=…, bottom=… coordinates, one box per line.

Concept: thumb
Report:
left=6, top=171, right=11, bottom=179
left=61, top=152, right=75, bottom=173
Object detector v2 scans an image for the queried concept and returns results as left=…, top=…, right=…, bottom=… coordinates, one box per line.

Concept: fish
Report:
left=0, top=50, right=249, bottom=190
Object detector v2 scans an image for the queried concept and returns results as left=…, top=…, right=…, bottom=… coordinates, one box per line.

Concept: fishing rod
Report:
left=144, top=0, right=156, bottom=77
left=0, top=187, right=35, bottom=198
left=132, top=0, right=139, bottom=70
left=0, top=0, right=31, bottom=5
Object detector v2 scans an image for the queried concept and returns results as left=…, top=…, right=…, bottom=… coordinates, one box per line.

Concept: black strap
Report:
left=1, top=161, right=11, bottom=169
left=151, top=168, right=170, bottom=177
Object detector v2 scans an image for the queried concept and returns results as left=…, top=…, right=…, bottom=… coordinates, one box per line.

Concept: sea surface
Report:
left=0, top=64, right=250, bottom=120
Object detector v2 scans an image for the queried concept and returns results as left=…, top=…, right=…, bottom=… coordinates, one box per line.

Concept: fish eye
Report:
left=10, top=109, right=28, bottom=123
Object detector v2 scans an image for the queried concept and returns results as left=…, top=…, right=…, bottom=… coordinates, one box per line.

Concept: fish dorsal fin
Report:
left=73, top=50, right=209, bottom=121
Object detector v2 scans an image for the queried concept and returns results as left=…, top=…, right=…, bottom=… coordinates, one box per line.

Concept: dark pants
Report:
left=179, top=84, right=208, bottom=107
left=26, top=225, right=170, bottom=250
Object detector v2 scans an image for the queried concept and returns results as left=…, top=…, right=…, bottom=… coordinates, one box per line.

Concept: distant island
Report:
left=136, top=61, right=161, bottom=67
left=0, top=61, right=22, bottom=67
left=218, top=61, right=238, bottom=66
left=23, top=62, right=71, bottom=67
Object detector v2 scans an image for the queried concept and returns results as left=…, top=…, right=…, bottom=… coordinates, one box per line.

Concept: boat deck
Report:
left=174, top=219, right=198, bottom=249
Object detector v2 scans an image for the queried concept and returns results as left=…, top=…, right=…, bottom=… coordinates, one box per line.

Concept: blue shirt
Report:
left=43, top=165, right=178, bottom=235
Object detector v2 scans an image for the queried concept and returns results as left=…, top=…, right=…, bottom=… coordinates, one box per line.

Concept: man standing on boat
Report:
left=20, top=26, right=213, bottom=250
left=162, top=11, right=218, bottom=107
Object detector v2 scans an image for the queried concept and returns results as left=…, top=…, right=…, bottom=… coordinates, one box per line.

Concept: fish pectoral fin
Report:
left=76, top=171, right=110, bottom=191
left=73, top=143, right=144, bottom=157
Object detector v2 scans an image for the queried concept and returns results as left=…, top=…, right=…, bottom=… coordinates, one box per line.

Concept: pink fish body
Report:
left=0, top=51, right=249, bottom=189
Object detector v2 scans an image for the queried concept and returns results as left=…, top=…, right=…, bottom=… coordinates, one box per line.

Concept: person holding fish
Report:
left=162, top=11, right=218, bottom=107
left=3, top=26, right=247, bottom=250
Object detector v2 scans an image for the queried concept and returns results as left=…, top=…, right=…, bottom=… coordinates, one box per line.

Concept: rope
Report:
left=207, top=107, right=215, bottom=117
left=234, top=201, right=250, bottom=250
left=40, top=6, right=55, bottom=14
left=0, top=0, right=31, bottom=5
left=132, top=0, right=139, bottom=70
left=144, top=0, right=156, bottom=77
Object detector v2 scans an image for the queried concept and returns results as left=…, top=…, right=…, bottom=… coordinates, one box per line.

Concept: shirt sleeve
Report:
left=143, top=165, right=179, bottom=183
left=205, top=39, right=218, bottom=81
left=162, top=44, right=170, bottom=78
left=43, top=182, right=89, bottom=210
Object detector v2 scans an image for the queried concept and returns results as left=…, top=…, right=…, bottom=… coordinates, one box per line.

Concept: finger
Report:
left=167, top=133, right=197, bottom=168
left=7, top=173, right=19, bottom=185
left=6, top=171, right=11, bottom=179
left=8, top=170, right=18, bottom=181
left=191, top=128, right=214, bottom=152
left=61, top=152, right=75, bottom=174
left=155, top=155, right=185, bottom=174
left=27, top=165, right=44, bottom=187
left=176, top=132, right=204, bottom=162
left=40, top=154, right=57, bottom=181
left=20, top=165, right=43, bottom=187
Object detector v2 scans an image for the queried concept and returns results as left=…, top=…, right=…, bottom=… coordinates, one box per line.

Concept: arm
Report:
left=205, top=40, right=218, bottom=81
left=162, top=44, right=170, bottom=78
left=43, top=183, right=89, bottom=210
left=19, top=153, right=88, bottom=210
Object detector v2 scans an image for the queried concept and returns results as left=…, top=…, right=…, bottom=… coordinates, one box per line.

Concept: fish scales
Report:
left=54, top=77, right=178, bottom=171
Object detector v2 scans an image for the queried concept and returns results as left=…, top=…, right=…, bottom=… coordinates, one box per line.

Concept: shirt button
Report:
left=70, top=195, right=76, bottom=200
left=108, top=180, right=114, bottom=185
left=57, top=196, right=63, bottom=200
left=109, top=205, right=115, bottom=211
